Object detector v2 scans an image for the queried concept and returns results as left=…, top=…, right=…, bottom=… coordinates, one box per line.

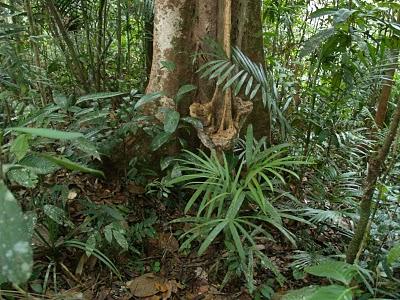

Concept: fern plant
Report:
left=167, top=125, right=308, bottom=289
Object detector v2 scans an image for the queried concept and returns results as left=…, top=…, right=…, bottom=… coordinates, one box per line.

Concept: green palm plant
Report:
left=198, top=46, right=289, bottom=135
left=167, top=125, right=309, bottom=288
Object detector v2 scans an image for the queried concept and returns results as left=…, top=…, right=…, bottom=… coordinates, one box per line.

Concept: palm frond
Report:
left=198, top=47, right=290, bottom=136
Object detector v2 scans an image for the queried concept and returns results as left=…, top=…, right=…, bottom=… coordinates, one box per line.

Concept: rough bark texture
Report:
left=145, top=0, right=191, bottom=118
left=144, top=0, right=268, bottom=150
left=346, top=95, right=400, bottom=264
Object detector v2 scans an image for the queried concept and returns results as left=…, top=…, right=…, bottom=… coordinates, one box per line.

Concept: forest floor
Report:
left=24, top=170, right=340, bottom=300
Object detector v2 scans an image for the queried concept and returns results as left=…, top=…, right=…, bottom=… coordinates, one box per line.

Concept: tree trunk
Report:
left=346, top=95, right=400, bottom=264
left=233, top=0, right=271, bottom=140
left=116, top=0, right=122, bottom=86
left=144, top=0, right=268, bottom=150
left=46, top=0, right=89, bottom=91
left=95, top=0, right=106, bottom=91
left=375, top=54, right=398, bottom=128
left=24, top=0, right=47, bottom=105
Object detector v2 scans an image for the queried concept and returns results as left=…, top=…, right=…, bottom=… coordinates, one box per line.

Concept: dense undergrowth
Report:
left=1, top=1, right=400, bottom=299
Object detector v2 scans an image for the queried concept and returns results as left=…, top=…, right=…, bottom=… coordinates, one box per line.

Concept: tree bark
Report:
left=346, top=95, right=400, bottom=264
left=144, top=0, right=268, bottom=149
left=375, top=54, right=398, bottom=128
left=234, top=0, right=271, bottom=140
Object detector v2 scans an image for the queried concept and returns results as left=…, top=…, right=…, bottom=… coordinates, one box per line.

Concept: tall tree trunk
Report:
left=346, top=95, right=400, bottom=264
left=144, top=0, right=268, bottom=150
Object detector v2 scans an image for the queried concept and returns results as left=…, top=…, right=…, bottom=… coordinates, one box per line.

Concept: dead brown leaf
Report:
left=127, top=274, right=182, bottom=299
left=127, top=273, right=163, bottom=298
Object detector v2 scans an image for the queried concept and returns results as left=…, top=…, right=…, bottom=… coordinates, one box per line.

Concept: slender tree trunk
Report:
left=82, top=0, right=95, bottom=88
left=125, top=0, right=131, bottom=76
left=95, top=0, right=106, bottom=91
left=46, top=0, right=89, bottom=91
left=24, top=0, right=47, bottom=105
left=116, top=0, right=122, bottom=87
left=234, top=0, right=271, bottom=140
left=144, top=14, right=154, bottom=82
left=346, top=95, right=400, bottom=264
left=375, top=53, right=398, bottom=128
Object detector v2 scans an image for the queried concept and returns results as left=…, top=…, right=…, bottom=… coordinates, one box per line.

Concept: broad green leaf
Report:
left=113, top=231, right=129, bottom=250
left=305, top=260, right=357, bottom=285
left=103, top=206, right=124, bottom=221
left=10, top=134, right=29, bottom=161
left=163, top=109, right=180, bottom=133
left=150, top=131, right=172, bottom=151
left=19, top=154, right=60, bottom=175
left=387, top=243, right=400, bottom=265
left=104, top=224, right=113, bottom=243
left=310, top=285, right=353, bottom=300
left=175, top=84, right=197, bottom=103
left=0, top=182, right=33, bottom=284
left=85, top=233, right=97, bottom=256
left=72, top=138, right=101, bottom=160
left=333, top=9, right=356, bottom=24
left=378, top=2, right=400, bottom=10
left=134, top=92, right=164, bottom=110
left=161, top=60, right=176, bottom=72
left=160, top=156, right=175, bottom=171
left=53, top=93, right=70, bottom=108
left=310, top=7, right=337, bottom=19
left=7, top=168, right=38, bottom=188
left=300, top=28, right=336, bottom=58
left=8, top=127, right=83, bottom=140
left=181, top=117, right=203, bottom=129
left=41, top=154, right=105, bottom=178
left=77, top=92, right=127, bottom=104
left=43, top=205, right=74, bottom=228
left=283, top=285, right=352, bottom=300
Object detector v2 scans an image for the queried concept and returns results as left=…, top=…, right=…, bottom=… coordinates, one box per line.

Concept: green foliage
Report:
left=284, top=260, right=361, bottom=300
left=199, top=47, right=289, bottom=134
left=387, top=243, right=400, bottom=265
left=283, top=285, right=353, bottom=300
left=40, top=154, right=105, bottom=178
left=1, top=0, right=400, bottom=297
left=305, top=261, right=358, bottom=286
left=0, top=182, right=33, bottom=285
left=168, top=125, right=308, bottom=288
left=8, top=127, right=83, bottom=140
left=0, top=126, right=104, bottom=286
